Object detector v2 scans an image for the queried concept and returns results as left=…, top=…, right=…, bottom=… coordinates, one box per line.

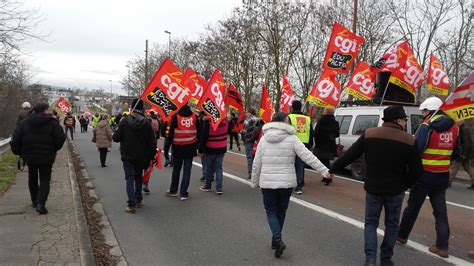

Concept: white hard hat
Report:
left=22, top=102, right=31, bottom=108
left=419, top=97, right=443, bottom=111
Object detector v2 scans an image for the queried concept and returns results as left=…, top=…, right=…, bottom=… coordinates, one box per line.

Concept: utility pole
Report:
left=145, top=39, right=149, bottom=87
left=164, top=30, right=171, bottom=58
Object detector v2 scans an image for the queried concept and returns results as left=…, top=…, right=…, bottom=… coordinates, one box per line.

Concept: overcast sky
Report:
left=23, top=0, right=242, bottom=94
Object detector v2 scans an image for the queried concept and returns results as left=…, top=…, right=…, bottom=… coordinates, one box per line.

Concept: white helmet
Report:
left=22, top=102, right=31, bottom=109
left=419, top=97, right=442, bottom=111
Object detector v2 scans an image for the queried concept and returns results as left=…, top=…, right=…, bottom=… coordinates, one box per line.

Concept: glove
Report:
left=321, top=171, right=334, bottom=186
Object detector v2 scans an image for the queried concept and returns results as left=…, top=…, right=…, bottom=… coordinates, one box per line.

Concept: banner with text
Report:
left=259, top=84, right=274, bottom=123
left=55, top=97, right=72, bottom=115
left=388, top=44, right=424, bottom=96
left=441, top=71, right=474, bottom=122
left=197, top=70, right=228, bottom=130
left=427, top=53, right=450, bottom=96
left=307, top=70, right=341, bottom=108
left=225, top=83, right=245, bottom=131
left=344, top=61, right=376, bottom=101
left=184, top=68, right=207, bottom=104
left=279, top=74, right=294, bottom=113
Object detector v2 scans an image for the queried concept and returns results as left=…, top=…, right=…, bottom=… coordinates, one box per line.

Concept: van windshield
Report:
left=352, top=115, right=380, bottom=135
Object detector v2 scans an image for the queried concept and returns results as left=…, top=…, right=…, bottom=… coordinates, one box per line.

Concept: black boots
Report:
left=273, top=240, right=286, bottom=258
left=36, top=203, right=48, bottom=215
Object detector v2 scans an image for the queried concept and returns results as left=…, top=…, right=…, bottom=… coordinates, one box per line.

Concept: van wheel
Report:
left=351, top=158, right=366, bottom=181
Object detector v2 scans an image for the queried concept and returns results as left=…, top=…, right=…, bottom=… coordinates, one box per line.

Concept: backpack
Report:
left=151, top=118, right=159, bottom=132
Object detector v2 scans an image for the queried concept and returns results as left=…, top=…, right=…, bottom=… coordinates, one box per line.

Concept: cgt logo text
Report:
left=181, top=117, right=194, bottom=128
left=439, top=132, right=453, bottom=144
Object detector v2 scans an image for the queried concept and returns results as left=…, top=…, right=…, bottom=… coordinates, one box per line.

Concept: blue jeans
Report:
left=122, top=160, right=144, bottom=208
left=245, top=143, right=254, bottom=177
left=170, top=157, right=193, bottom=197
left=204, top=154, right=224, bottom=190
left=399, top=185, right=450, bottom=249
left=261, top=188, right=293, bottom=242
left=364, top=192, right=404, bottom=262
left=295, top=156, right=305, bottom=188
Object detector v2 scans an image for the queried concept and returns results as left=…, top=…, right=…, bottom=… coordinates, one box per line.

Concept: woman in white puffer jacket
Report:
left=251, top=112, right=332, bottom=258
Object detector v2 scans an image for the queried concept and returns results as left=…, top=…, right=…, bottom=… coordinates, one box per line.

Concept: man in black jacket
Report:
left=11, top=103, right=66, bottom=214
left=313, top=108, right=340, bottom=168
left=329, top=106, right=423, bottom=266
left=113, top=99, right=156, bottom=213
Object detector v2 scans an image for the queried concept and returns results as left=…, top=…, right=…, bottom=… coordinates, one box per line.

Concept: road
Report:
left=73, top=130, right=473, bottom=265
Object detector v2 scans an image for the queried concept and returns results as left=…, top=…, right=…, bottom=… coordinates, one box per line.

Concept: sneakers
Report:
left=125, top=207, right=135, bottom=213
left=135, top=202, right=142, bottom=208
left=199, top=186, right=212, bottom=192
left=428, top=245, right=449, bottom=258
left=180, top=196, right=190, bottom=201
left=36, top=203, right=48, bottom=215
left=380, top=259, right=394, bottom=266
left=364, top=261, right=376, bottom=266
left=467, top=184, right=474, bottom=190
left=396, top=236, right=407, bottom=245
left=143, top=184, right=150, bottom=194
left=199, top=177, right=205, bottom=182
left=294, top=187, right=303, bottom=195
left=274, top=240, right=286, bottom=258
left=165, top=190, right=178, bottom=197
left=164, top=159, right=172, bottom=167
left=216, top=189, right=223, bottom=195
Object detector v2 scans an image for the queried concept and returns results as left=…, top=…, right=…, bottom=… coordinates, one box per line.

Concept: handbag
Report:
left=91, top=132, right=97, bottom=143
left=336, top=138, right=344, bottom=157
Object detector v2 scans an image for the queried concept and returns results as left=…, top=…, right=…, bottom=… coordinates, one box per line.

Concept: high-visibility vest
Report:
left=173, top=114, right=197, bottom=145
left=92, top=115, right=100, bottom=128
left=421, top=116, right=459, bottom=173
left=206, top=118, right=229, bottom=149
left=65, top=116, right=74, bottom=127
left=252, top=130, right=263, bottom=155
left=288, top=114, right=311, bottom=143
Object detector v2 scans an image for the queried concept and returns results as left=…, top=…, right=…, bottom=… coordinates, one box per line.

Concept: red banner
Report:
left=307, top=70, right=341, bottom=108
left=197, top=70, right=227, bottom=131
left=140, top=58, right=191, bottom=121
left=225, top=83, right=245, bottom=131
left=184, top=68, right=207, bottom=104
left=55, top=97, right=72, bottom=114
left=427, top=53, right=450, bottom=96
left=372, top=40, right=410, bottom=73
left=323, top=22, right=365, bottom=74
left=388, top=44, right=424, bottom=96
left=344, top=61, right=376, bottom=101
left=440, top=71, right=474, bottom=122
left=259, top=84, right=274, bottom=123
left=279, top=74, right=294, bottom=113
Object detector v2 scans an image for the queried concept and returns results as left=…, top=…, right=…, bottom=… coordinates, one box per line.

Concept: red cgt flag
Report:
left=307, top=70, right=341, bottom=108
left=344, top=61, right=376, bottom=101
left=55, top=97, right=72, bottom=114
left=184, top=68, right=208, bottom=105
left=427, top=53, right=450, bottom=96
left=323, top=22, right=365, bottom=74
left=372, top=40, right=410, bottom=73
left=140, top=58, right=192, bottom=121
left=225, top=83, right=245, bottom=131
left=259, top=84, right=274, bottom=123
left=279, top=74, right=294, bottom=113
left=197, top=70, right=228, bottom=131
left=388, top=44, right=424, bottom=96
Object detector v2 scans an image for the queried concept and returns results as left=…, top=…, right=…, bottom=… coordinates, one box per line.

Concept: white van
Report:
left=334, top=105, right=423, bottom=180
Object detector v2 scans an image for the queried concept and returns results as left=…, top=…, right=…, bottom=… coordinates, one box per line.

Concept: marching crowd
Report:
left=9, top=97, right=474, bottom=264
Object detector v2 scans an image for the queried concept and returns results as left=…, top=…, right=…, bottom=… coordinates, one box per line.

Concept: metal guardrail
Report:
left=0, top=137, right=12, bottom=161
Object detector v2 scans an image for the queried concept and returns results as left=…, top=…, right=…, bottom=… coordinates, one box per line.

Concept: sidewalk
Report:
left=0, top=146, right=93, bottom=265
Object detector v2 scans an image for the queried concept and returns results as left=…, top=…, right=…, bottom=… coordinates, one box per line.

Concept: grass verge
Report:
left=0, top=151, right=18, bottom=195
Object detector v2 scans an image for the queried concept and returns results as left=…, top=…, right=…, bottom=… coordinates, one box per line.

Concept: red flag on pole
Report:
left=55, top=97, right=72, bottom=114
left=322, top=22, right=365, bottom=74
left=142, top=162, right=154, bottom=184
left=259, top=84, right=274, bottom=123
left=197, top=70, right=228, bottom=131
left=427, top=53, right=450, bottom=96
left=372, top=40, right=410, bottom=73
left=279, top=74, right=294, bottom=113
left=225, top=83, right=245, bottom=131
left=184, top=68, right=208, bottom=104
left=307, top=70, right=341, bottom=108
left=388, top=44, right=424, bottom=96
left=140, top=58, right=192, bottom=121
left=344, top=61, right=376, bottom=101
left=440, top=71, right=474, bottom=122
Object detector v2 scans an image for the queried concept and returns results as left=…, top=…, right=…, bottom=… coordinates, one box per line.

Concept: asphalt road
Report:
left=73, top=130, right=472, bottom=265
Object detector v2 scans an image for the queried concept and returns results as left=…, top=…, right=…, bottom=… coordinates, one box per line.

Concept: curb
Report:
left=70, top=141, right=128, bottom=266
left=67, top=143, right=96, bottom=266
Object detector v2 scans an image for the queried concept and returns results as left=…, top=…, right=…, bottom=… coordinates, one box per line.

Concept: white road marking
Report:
left=192, top=160, right=471, bottom=265
left=228, top=151, right=474, bottom=211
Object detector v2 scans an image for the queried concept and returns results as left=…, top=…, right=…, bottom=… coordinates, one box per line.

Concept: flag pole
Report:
left=379, top=76, right=391, bottom=106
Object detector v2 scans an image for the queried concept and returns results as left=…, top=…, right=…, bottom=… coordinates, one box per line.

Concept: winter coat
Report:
left=313, top=115, right=340, bottom=160
left=94, top=120, right=112, bottom=149
left=330, top=122, right=423, bottom=194
left=11, top=113, right=66, bottom=165
left=251, top=122, right=329, bottom=189
left=112, top=111, right=156, bottom=169
left=17, top=108, right=31, bottom=125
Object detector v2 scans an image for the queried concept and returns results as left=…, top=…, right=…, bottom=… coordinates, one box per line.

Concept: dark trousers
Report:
left=229, top=132, right=240, bottom=149
left=295, top=156, right=305, bottom=188
left=163, top=138, right=172, bottom=162
left=65, top=126, right=74, bottom=140
left=99, top=148, right=108, bottom=166
left=122, top=160, right=144, bottom=208
left=27, top=163, right=53, bottom=205
left=244, top=143, right=254, bottom=177
left=81, top=124, right=87, bottom=133
left=364, top=192, right=404, bottom=262
left=399, top=185, right=450, bottom=249
left=170, top=157, right=193, bottom=197
left=261, top=188, right=293, bottom=242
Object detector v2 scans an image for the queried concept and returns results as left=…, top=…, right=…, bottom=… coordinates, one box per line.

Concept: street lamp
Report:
left=164, top=30, right=171, bottom=58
